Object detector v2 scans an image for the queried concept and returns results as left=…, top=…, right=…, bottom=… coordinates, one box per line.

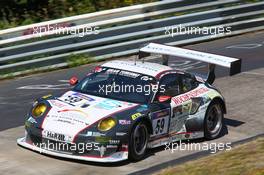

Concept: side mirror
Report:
left=69, top=76, right=79, bottom=86
left=158, top=95, right=172, bottom=103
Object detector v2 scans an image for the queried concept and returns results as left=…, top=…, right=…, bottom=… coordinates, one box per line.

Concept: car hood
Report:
left=41, top=91, right=139, bottom=142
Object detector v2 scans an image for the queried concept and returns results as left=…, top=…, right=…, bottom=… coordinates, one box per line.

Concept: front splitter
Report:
left=17, top=137, right=128, bottom=163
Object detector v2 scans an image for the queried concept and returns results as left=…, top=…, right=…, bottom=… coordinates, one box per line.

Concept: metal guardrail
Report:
left=0, top=0, right=264, bottom=76
left=0, top=0, right=237, bottom=45
left=0, top=0, right=217, bottom=43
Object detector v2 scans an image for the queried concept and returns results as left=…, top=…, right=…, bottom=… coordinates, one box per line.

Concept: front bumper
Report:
left=17, top=137, right=128, bottom=163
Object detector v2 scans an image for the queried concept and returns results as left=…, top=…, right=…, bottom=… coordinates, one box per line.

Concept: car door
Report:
left=169, top=74, right=199, bottom=134
left=149, top=73, right=180, bottom=139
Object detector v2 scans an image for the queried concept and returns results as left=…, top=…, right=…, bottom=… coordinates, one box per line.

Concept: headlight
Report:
left=32, top=103, right=47, bottom=117
left=98, top=117, right=116, bottom=132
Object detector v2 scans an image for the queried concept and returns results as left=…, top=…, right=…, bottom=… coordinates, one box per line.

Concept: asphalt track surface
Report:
left=1, top=31, right=264, bottom=131
left=0, top=31, right=264, bottom=175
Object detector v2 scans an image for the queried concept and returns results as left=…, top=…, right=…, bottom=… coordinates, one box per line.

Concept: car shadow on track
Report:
left=143, top=117, right=245, bottom=161
left=224, top=118, right=245, bottom=127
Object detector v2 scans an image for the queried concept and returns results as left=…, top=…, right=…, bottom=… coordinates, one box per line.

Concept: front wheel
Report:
left=204, top=102, right=223, bottom=139
left=128, top=122, right=149, bottom=161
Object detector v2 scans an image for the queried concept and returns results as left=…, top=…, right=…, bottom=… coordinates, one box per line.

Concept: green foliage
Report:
left=156, top=138, right=264, bottom=175
left=0, top=0, right=156, bottom=30
left=66, top=54, right=94, bottom=67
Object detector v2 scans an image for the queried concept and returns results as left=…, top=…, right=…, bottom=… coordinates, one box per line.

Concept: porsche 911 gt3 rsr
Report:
left=17, top=43, right=241, bottom=162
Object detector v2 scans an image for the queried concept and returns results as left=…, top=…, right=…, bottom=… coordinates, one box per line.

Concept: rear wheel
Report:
left=204, top=102, right=223, bottom=139
left=128, top=122, right=149, bottom=161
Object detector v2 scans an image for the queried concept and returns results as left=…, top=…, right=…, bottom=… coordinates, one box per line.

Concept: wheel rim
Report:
left=207, top=104, right=222, bottom=135
left=133, top=124, right=148, bottom=155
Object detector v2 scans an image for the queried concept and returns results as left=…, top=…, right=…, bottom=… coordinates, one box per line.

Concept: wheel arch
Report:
left=209, top=97, right=227, bottom=114
left=130, top=116, right=153, bottom=135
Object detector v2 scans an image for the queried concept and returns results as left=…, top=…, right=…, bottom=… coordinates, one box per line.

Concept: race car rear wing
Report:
left=139, top=43, right=241, bottom=84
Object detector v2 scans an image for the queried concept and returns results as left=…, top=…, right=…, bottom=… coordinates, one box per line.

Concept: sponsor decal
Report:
left=64, top=95, right=83, bottom=104
left=151, top=109, right=170, bottom=137
left=43, top=130, right=71, bottom=142
left=109, top=140, right=120, bottom=144
left=106, top=145, right=118, bottom=149
left=57, top=109, right=88, bottom=118
left=171, top=102, right=190, bottom=132
left=170, top=134, right=186, bottom=142
left=95, top=99, right=123, bottom=110
left=49, top=100, right=67, bottom=108
left=86, top=131, right=105, bottom=137
left=173, top=103, right=190, bottom=115
left=152, top=109, right=170, bottom=120
left=119, top=120, right=131, bottom=125
left=95, top=136, right=111, bottom=143
left=206, top=90, right=220, bottom=100
left=172, top=87, right=209, bottom=105
left=72, top=92, right=95, bottom=102
left=25, top=116, right=37, bottom=127
left=119, top=70, right=140, bottom=78
left=47, top=114, right=88, bottom=125
left=95, top=137, right=120, bottom=145
left=141, top=76, right=153, bottom=81
left=80, top=103, right=90, bottom=108
left=169, top=114, right=188, bottom=133
left=136, top=105, right=148, bottom=112
left=122, top=144, right=128, bottom=149
left=106, top=68, right=119, bottom=75
left=57, top=119, right=72, bottom=124
left=27, top=117, right=37, bottom=124
left=131, top=112, right=142, bottom=120
left=116, top=132, right=127, bottom=136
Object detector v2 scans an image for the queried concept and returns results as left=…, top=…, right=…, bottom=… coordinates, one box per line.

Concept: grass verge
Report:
left=156, top=137, right=264, bottom=175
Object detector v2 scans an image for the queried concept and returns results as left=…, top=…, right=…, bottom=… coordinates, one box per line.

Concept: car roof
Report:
left=101, top=60, right=172, bottom=77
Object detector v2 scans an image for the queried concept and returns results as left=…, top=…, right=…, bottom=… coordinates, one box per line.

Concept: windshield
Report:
left=73, top=67, right=157, bottom=104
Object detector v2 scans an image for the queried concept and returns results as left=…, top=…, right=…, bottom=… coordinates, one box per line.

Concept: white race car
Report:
left=17, top=43, right=241, bottom=162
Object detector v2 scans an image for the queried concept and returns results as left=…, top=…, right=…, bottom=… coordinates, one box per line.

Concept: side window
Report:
left=158, top=74, right=180, bottom=97
left=180, top=75, right=198, bottom=93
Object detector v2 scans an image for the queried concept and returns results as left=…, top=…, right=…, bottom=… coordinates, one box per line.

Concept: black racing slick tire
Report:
left=128, top=121, right=149, bottom=161
left=204, top=101, right=223, bottom=140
